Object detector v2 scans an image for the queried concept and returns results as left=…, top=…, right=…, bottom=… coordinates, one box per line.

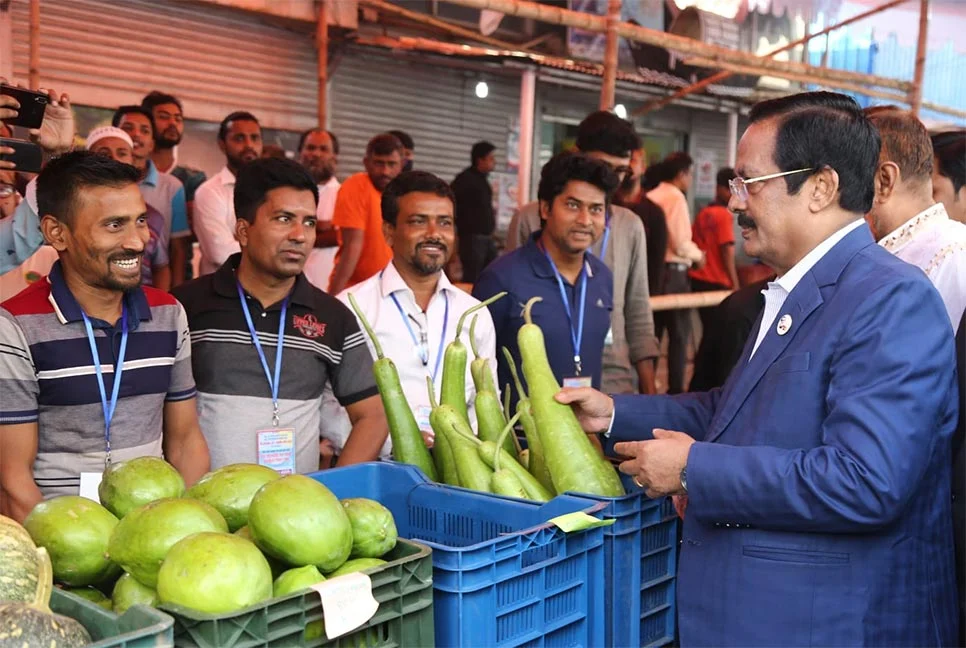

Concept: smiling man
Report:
left=557, top=92, right=959, bottom=645
left=320, top=171, right=498, bottom=458
left=113, top=106, right=190, bottom=289
left=172, top=157, right=388, bottom=472
left=0, top=151, right=210, bottom=521
left=475, top=152, right=618, bottom=408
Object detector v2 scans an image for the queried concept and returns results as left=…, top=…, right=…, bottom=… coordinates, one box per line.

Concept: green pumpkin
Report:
left=0, top=514, right=53, bottom=609
left=0, top=602, right=91, bottom=648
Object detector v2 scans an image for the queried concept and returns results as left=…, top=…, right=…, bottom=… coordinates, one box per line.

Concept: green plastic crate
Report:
left=50, top=587, right=174, bottom=647
left=162, top=538, right=434, bottom=648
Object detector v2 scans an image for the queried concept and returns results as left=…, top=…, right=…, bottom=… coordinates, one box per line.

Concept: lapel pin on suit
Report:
left=776, top=314, right=793, bottom=336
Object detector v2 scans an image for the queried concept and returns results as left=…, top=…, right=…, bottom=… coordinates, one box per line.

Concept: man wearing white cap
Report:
left=0, top=126, right=172, bottom=291
left=87, top=126, right=171, bottom=290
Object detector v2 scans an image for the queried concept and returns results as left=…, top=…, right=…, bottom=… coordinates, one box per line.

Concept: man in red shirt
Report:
left=690, top=167, right=740, bottom=335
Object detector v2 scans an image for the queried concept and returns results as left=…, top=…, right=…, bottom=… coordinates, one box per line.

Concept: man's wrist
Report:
left=603, top=401, right=616, bottom=438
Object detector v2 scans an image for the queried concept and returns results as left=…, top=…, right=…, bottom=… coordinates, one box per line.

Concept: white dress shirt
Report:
left=320, top=261, right=498, bottom=457
left=193, top=166, right=240, bottom=276
left=879, top=202, right=966, bottom=328
left=751, top=219, right=866, bottom=357
left=303, top=176, right=341, bottom=291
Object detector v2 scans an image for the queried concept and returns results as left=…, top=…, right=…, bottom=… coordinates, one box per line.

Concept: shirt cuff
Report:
left=603, top=407, right=617, bottom=438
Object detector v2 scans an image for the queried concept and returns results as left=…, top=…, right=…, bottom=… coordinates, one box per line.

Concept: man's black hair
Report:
left=111, top=105, right=156, bottom=138
left=663, top=152, right=693, bottom=179
left=382, top=171, right=454, bottom=225
left=389, top=130, right=415, bottom=151
left=575, top=110, right=640, bottom=158
left=218, top=111, right=260, bottom=142
left=537, top=152, right=620, bottom=208
left=37, top=150, right=140, bottom=228
left=367, top=133, right=404, bottom=158
left=297, top=128, right=340, bottom=155
left=234, top=157, right=319, bottom=224
left=140, top=91, right=183, bottom=114
left=716, top=167, right=737, bottom=188
left=471, top=141, right=496, bottom=165
left=932, top=130, right=966, bottom=195
left=749, top=91, right=880, bottom=214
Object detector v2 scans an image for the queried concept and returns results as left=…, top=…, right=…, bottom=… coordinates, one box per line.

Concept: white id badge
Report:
left=415, top=405, right=433, bottom=434
left=562, top=376, right=593, bottom=388
left=79, top=472, right=103, bottom=502
left=256, top=428, right=296, bottom=475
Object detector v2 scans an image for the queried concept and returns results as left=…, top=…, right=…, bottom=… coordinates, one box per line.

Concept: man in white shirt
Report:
left=193, top=111, right=263, bottom=276
left=297, top=128, right=341, bottom=291
left=647, top=152, right=705, bottom=394
left=556, top=91, right=959, bottom=646
left=321, top=171, right=497, bottom=459
left=864, top=108, right=966, bottom=327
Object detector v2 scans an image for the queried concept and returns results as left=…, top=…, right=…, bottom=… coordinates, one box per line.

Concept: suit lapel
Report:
left=705, top=273, right=824, bottom=443
left=703, top=224, right=875, bottom=443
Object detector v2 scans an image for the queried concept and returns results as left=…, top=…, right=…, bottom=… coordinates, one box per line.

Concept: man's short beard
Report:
left=155, top=135, right=180, bottom=150
left=311, top=167, right=333, bottom=184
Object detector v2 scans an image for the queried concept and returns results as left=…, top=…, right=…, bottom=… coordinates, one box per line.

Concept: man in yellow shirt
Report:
left=328, top=133, right=402, bottom=293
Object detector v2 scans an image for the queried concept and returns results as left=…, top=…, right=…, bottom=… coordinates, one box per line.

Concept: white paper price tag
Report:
left=78, top=472, right=103, bottom=503
left=310, top=572, right=378, bottom=640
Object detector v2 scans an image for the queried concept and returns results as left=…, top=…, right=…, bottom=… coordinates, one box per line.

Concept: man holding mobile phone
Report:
left=0, top=81, right=75, bottom=277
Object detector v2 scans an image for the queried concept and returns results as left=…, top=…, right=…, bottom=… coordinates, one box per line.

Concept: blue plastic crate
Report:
left=569, top=473, right=678, bottom=648
left=308, top=462, right=605, bottom=648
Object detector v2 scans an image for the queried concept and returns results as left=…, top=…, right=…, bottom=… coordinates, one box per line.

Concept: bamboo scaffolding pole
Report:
left=651, top=291, right=731, bottom=312
left=317, top=0, right=328, bottom=128
left=909, top=0, right=929, bottom=115
left=599, top=0, right=620, bottom=110
left=28, top=0, right=39, bottom=88
left=439, top=0, right=912, bottom=92
left=683, top=57, right=909, bottom=103
left=635, top=0, right=909, bottom=116
left=359, top=0, right=537, bottom=54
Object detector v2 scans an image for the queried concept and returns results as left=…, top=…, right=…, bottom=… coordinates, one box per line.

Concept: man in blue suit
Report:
left=558, top=92, right=960, bottom=646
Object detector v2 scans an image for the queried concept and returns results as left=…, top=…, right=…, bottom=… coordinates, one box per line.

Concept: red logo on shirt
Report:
left=293, top=313, right=326, bottom=338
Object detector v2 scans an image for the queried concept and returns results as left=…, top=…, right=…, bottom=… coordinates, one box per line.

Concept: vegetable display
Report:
left=353, top=290, right=624, bottom=500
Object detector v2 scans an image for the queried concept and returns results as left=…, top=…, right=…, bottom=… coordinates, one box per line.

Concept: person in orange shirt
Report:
left=328, top=133, right=402, bottom=293
left=690, top=167, right=740, bottom=336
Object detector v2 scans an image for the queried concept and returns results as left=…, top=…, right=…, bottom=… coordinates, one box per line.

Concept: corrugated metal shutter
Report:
left=10, top=0, right=317, bottom=131
left=329, top=46, right=521, bottom=183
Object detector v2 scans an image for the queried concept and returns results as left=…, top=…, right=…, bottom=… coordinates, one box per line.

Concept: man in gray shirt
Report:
left=506, top=111, right=659, bottom=394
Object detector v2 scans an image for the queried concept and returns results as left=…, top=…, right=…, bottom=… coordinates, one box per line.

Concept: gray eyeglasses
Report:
left=729, top=168, right=814, bottom=202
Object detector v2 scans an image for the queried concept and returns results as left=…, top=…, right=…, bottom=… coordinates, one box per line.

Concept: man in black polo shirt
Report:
left=172, top=158, right=387, bottom=473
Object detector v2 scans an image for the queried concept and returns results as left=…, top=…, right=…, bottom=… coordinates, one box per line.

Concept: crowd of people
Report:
left=1, top=79, right=966, bottom=644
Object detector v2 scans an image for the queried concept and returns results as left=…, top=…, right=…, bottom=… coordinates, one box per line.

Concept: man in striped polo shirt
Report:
left=0, top=151, right=210, bottom=522
left=172, top=157, right=387, bottom=473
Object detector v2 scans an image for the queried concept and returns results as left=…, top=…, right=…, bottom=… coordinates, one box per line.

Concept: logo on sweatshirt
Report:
left=293, top=313, right=326, bottom=338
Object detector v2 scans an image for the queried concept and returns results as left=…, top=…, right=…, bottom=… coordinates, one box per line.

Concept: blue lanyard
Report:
left=599, top=223, right=611, bottom=260
left=237, top=283, right=288, bottom=427
left=82, top=305, right=129, bottom=467
left=384, top=272, right=449, bottom=383
left=542, top=247, right=589, bottom=375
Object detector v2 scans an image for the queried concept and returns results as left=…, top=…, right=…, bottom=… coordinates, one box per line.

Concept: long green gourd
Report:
left=347, top=293, right=438, bottom=481
left=440, top=292, right=506, bottom=425
left=489, top=412, right=529, bottom=499
left=470, top=316, right=518, bottom=458
left=518, top=297, right=624, bottom=497
left=502, top=347, right=555, bottom=495
left=428, top=377, right=493, bottom=493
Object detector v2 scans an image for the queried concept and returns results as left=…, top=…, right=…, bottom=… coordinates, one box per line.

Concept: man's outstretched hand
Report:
left=554, top=387, right=614, bottom=434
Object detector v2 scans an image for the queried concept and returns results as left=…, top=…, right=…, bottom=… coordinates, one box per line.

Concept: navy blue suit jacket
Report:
left=611, top=226, right=959, bottom=646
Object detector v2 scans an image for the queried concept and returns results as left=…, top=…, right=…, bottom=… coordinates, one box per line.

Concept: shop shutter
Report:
left=10, top=0, right=318, bottom=131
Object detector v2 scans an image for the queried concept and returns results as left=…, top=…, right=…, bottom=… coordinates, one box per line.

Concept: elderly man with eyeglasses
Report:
left=556, top=91, right=960, bottom=646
